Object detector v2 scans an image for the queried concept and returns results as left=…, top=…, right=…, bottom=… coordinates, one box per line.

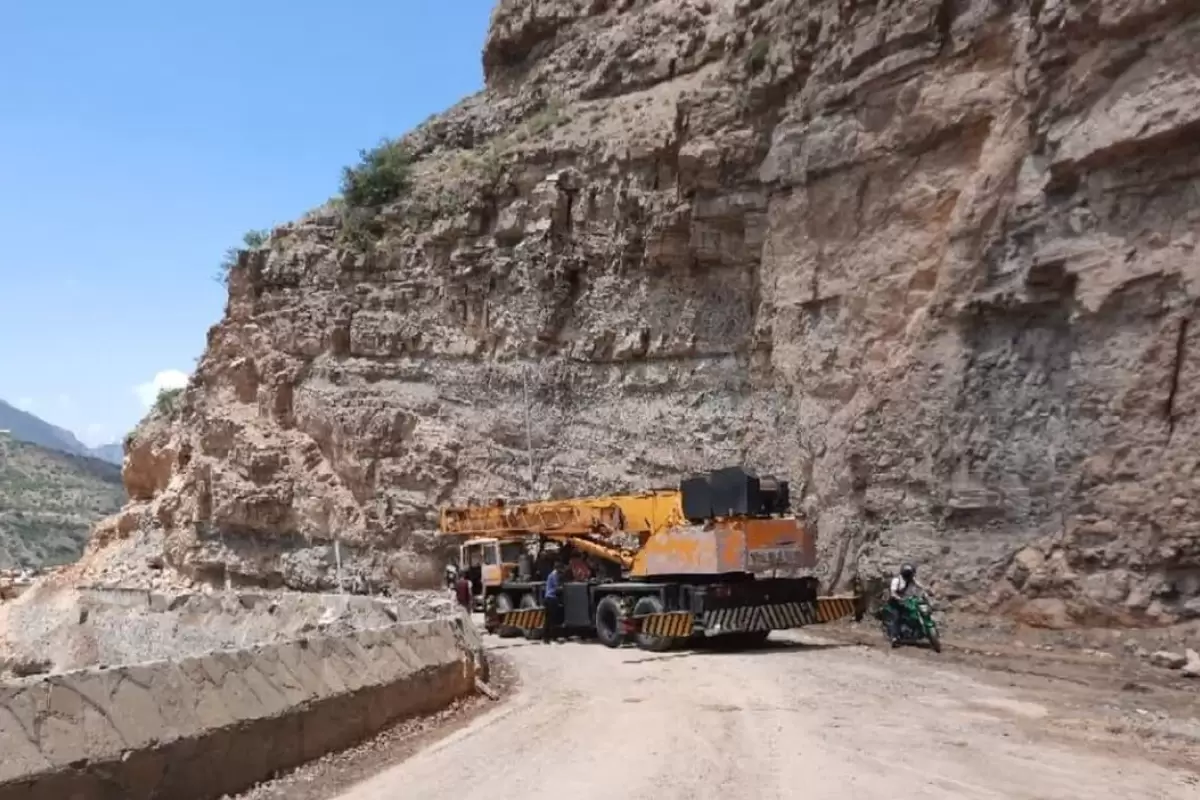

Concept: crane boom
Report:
left=438, top=472, right=815, bottom=578
left=438, top=489, right=684, bottom=539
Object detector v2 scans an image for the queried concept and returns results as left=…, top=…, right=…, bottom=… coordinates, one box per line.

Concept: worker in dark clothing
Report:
left=541, top=561, right=567, bottom=644
left=454, top=572, right=472, bottom=611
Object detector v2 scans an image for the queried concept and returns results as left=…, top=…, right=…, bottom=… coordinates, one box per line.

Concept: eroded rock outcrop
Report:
left=90, top=0, right=1200, bottom=626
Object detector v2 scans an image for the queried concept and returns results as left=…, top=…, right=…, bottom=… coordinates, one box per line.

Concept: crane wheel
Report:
left=494, top=594, right=521, bottom=639
left=632, top=596, right=679, bottom=653
left=519, top=593, right=543, bottom=640
left=594, top=595, right=625, bottom=648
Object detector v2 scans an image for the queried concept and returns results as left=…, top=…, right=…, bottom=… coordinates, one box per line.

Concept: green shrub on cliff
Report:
left=341, top=139, right=413, bottom=208
left=152, top=387, right=184, bottom=419
left=746, top=38, right=770, bottom=74
left=215, top=228, right=270, bottom=285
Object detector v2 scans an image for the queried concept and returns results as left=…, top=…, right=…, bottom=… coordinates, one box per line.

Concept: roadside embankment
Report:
left=0, top=585, right=454, bottom=675
left=0, top=615, right=482, bottom=800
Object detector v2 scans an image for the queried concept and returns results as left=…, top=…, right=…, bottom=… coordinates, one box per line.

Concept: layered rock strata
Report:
left=95, top=0, right=1200, bottom=626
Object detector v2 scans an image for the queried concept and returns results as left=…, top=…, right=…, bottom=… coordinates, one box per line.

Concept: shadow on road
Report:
left=623, top=638, right=852, bottom=664
left=484, top=640, right=542, bottom=651
left=481, top=635, right=856, bottom=661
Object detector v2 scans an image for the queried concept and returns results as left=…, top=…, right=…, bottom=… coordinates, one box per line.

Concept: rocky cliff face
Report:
left=90, top=0, right=1200, bottom=625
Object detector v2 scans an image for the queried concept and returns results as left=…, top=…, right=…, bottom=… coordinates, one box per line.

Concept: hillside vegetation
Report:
left=0, top=437, right=125, bottom=569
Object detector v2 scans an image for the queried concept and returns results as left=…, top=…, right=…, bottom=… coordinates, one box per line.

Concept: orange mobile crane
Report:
left=438, top=466, right=864, bottom=651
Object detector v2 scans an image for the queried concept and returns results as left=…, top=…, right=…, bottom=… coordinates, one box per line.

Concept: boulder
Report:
left=1149, top=650, right=1187, bottom=670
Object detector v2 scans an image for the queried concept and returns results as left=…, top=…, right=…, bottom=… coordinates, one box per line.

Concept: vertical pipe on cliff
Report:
left=221, top=530, right=232, bottom=591
left=334, top=537, right=344, bottom=594
left=522, top=365, right=535, bottom=495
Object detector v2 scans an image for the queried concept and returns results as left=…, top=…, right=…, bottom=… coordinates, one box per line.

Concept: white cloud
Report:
left=134, top=369, right=190, bottom=408
left=15, top=397, right=33, bottom=410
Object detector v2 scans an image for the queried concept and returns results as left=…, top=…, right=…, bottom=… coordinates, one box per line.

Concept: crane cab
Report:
left=454, top=537, right=529, bottom=608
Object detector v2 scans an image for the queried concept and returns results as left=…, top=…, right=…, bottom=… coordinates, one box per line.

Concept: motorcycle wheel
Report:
left=927, top=628, right=942, bottom=653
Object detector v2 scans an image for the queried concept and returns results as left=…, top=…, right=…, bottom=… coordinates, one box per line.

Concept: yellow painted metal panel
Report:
left=816, top=596, right=859, bottom=623
left=631, top=517, right=816, bottom=577
left=497, top=608, right=545, bottom=630
left=637, top=611, right=694, bottom=638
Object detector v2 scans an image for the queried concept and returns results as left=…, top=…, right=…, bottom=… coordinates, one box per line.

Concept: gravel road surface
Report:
left=335, top=631, right=1197, bottom=800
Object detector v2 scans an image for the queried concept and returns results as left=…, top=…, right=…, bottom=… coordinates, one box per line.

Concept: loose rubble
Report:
left=1151, top=650, right=1189, bottom=670
left=1182, top=649, right=1200, bottom=679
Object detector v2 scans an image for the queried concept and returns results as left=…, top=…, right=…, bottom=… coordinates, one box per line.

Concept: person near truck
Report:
left=454, top=571, right=473, bottom=611
left=888, top=563, right=926, bottom=646
left=541, top=561, right=567, bottom=644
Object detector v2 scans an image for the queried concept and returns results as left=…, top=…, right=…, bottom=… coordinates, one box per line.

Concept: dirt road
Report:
left=336, top=631, right=1197, bottom=800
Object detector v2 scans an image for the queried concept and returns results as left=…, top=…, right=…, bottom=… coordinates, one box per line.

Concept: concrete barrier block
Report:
left=0, top=616, right=479, bottom=800
left=0, top=703, right=51, bottom=782
left=143, top=662, right=200, bottom=737
left=239, top=660, right=291, bottom=717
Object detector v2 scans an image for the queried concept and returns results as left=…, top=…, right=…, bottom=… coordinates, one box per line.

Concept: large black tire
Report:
left=494, top=593, right=521, bottom=639
left=632, top=595, right=678, bottom=653
left=594, top=595, right=626, bottom=649
left=927, top=627, right=942, bottom=653
left=520, top=593, right=543, bottom=640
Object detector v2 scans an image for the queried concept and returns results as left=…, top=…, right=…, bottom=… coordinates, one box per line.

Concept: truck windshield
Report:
left=500, top=542, right=525, bottom=563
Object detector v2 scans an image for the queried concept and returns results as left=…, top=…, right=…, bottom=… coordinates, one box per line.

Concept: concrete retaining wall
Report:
left=0, top=585, right=454, bottom=675
left=0, top=615, right=481, bottom=800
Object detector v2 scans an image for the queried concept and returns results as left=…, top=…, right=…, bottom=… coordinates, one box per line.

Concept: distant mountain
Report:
left=0, top=399, right=89, bottom=455
left=89, top=443, right=124, bottom=465
left=0, top=437, right=125, bottom=569
left=0, top=399, right=125, bottom=466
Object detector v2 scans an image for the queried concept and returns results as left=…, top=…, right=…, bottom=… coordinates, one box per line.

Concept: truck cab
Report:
left=455, top=537, right=529, bottom=609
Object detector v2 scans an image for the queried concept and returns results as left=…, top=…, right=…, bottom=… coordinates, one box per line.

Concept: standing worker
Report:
left=541, top=561, right=567, bottom=644
left=454, top=569, right=473, bottom=612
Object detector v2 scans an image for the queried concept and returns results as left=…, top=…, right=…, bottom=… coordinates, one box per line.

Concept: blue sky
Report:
left=0, top=0, right=494, bottom=446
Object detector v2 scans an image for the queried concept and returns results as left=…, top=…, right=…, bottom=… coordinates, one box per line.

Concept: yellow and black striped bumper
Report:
left=701, top=596, right=864, bottom=634
left=816, top=595, right=861, bottom=623
left=702, top=601, right=818, bottom=633
left=631, top=611, right=695, bottom=638
left=495, top=608, right=545, bottom=629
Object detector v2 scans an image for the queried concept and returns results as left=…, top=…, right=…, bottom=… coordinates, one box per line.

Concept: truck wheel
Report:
left=632, top=596, right=678, bottom=653
left=520, top=593, right=543, bottom=640
left=495, top=594, right=520, bottom=639
left=594, top=595, right=625, bottom=648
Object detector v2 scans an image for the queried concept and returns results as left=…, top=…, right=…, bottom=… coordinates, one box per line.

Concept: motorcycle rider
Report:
left=888, top=563, right=927, bottom=647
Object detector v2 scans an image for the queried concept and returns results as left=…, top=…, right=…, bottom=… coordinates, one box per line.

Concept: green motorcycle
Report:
left=875, top=594, right=941, bottom=653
